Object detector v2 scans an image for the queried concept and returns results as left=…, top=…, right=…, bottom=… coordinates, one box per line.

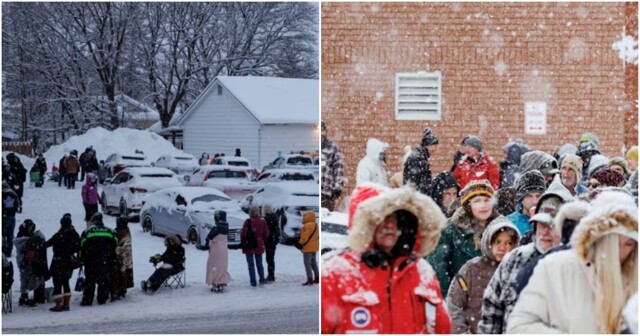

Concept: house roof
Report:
left=179, top=76, right=319, bottom=126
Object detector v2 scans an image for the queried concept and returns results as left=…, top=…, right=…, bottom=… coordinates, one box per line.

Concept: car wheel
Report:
left=120, top=199, right=129, bottom=218
left=188, top=227, right=199, bottom=246
left=142, top=216, right=154, bottom=234
left=101, top=194, right=110, bottom=215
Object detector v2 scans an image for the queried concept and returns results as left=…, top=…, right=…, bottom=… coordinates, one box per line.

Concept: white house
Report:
left=176, top=76, right=319, bottom=168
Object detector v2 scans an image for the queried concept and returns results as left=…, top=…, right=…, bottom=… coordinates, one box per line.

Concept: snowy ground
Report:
left=2, top=180, right=319, bottom=333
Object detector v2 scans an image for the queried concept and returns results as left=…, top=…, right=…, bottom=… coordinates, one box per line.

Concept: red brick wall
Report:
left=322, top=2, right=638, bottom=199
left=625, top=2, right=638, bottom=148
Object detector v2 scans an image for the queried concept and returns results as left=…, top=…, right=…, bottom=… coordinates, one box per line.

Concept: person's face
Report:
left=467, top=146, right=480, bottom=158
left=428, top=143, right=440, bottom=155
left=610, top=164, right=626, bottom=178
left=469, top=196, right=493, bottom=222
left=441, top=187, right=458, bottom=208
left=580, top=153, right=593, bottom=165
left=521, top=192, right=542, bottom=214
left=491, top=230, right=515, bottom=262
left=587, top=178, right=601, bottom=193
left=626, top=157, right=638, bottom=172
left=374, top=214, right=400, bottom=254
left=619, top=235, right=637, bottom=264
left=560, top=166, right=577, bottom=188
left=535, top=222, right=559, bottom=253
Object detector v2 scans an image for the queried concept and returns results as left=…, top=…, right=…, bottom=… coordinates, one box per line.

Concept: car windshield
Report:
left=321, top=222, right=348, bottom=235
left=281, top=173, right=314, bottom=181
left=208, top=170, right=246, bottom=178
left=122, top=156, right=145, bottom=161
left=174, top=157, right=194, bottom=161
left=227, top=161, right=249, bottom=167
left=286, top=157, right=312, bottom=165
left=292, top=192, right=319, bottom=197
left=191, top=194, right=231, bottom=204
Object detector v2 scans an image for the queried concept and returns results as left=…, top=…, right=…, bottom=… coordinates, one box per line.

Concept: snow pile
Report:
left=612, top=34, right=638, bottom=65
left=44, top=127, right=184, bottom=166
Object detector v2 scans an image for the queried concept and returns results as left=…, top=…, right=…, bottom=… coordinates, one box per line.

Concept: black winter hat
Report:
left=515, top=170, right=547, bottom=203
left=421, top=128, right=439, bottom=146
left=214, top=210, right=227, bottom=223
left=429, top=172, right=460, bottom=208
left=60, top=213, right=72, bottom=227
left=463, top=136, right=483, bottom=152
left=91, top=212, right=103, bottom=225
left=321, top=121, right=327, bottom=131
left=577, top=141, right=600, bottom=156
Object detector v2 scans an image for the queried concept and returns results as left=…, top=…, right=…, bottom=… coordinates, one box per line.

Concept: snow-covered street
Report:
left=2, top=181, right=319, bottom=333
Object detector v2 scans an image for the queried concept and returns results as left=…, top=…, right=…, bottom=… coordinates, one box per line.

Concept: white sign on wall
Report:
left=525, top=102, right=547, bottom=135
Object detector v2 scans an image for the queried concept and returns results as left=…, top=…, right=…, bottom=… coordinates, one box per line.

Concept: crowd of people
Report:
left=321, top=126, right=638, bottom=334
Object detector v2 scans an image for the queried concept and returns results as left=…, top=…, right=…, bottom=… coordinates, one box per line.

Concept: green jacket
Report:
left=426, top=206, right=499, bottom=297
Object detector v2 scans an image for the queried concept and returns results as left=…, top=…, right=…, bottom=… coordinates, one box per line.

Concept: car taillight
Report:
left=130, top=187, right=147, bottom=193
left=204, top=174, right=208, bottom=181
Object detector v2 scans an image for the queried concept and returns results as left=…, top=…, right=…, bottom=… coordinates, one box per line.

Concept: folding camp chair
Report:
left=163, top=267, right=186, bottom=289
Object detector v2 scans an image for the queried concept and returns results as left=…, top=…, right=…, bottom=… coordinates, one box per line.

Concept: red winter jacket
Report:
left=321, top=185, right=451, bottom=334
left=453, top=153, right=501, bottom=190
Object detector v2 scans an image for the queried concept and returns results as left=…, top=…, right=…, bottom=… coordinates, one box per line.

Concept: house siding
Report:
left=260, top=124, right=320, bottom=167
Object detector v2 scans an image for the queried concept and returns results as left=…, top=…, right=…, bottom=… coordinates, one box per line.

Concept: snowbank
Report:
left=44, top=127, right=184, bottom=167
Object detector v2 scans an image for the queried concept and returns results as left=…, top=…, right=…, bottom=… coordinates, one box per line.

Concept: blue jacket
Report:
left=574, top=183, right=588, bottom=196
left=507, top=204, right=531, bottom=235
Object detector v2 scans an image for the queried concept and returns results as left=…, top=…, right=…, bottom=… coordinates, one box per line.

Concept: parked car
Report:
left=241, top=181, right=319, bottom=245
left=100, top=153, right=152, bottom=181
left=187, top=165, right=260, bottom=201
left=140, top=186, right=248, bottom=249
left=261, top=154, right=314, bottom=173
left=100, top=167, right=183, bottom=221
left=255, top=168, right=316, bottom=185
left=211, top=156, right=259, bottom=180
left=153, top=153, right=199, bottom=181
left=320, top=208, right=348, bottom=261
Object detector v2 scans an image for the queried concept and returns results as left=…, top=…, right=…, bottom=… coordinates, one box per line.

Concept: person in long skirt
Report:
left=206, top=210, right=231, bottom=293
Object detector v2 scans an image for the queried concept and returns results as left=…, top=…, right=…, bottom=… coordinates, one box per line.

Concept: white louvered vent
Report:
left=395, top=72, right=442, bottom=120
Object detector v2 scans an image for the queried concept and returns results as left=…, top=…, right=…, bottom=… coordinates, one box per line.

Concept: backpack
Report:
left=241, top=219, right=258, bottom=250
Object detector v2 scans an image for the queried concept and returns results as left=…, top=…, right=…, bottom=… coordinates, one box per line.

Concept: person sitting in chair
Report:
left=140, top=235, right=185, bottom=293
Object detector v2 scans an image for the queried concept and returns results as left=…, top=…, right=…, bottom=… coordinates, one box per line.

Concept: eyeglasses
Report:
left=588, top=182, right=601, bottom=188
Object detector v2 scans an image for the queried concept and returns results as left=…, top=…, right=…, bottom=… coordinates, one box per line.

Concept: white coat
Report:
left=356, top=138, right=389, bottom=187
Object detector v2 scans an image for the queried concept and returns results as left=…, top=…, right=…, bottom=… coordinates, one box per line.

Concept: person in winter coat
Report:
left=3, top=163, right=19, bottom=193
left=388, top=145, right=411, bottom=188
left=80, top=213, right=118, bottom=306
left=404, top=127, right=439, bottom=194
left=33, top=154, right=47, bottom=186
left=446, top=216, right=520, bottom=334
left=2, top=181, right=20, bottom=256
left=321, top=122, right=345, bottom=211
left=589, top=168, right=626, bottom=193
left=111, top=217, right=133, bottom=301
left=500, top=141, right=531, bottom=189
left=322, top=184, right=451, bottom=334
left=625, top=169, right=638, bottom=201
left=141, top=234, right=185, bottom=293
left=58, top=155, right=68, bottom=187
left=199, top=153, right=210, bottom=166
left=206, top=211, right=230, bottom=293
left=82, top=173, right=101, bottom=227
left=626, top=146, right=638, bottom=173
left=453, top=136, right=501, bottom=190
left=6, top=153, right=26, bottom=212
left=507, top=191, right=637, bottom=334
left=586, top=153, right=609, bottom=178
left=13, top=219, right=48, bottom=307
left=609, top=156, right=630, bottom=180
left=559, top=154, right=588, bottom=196
left=64, top=153, right=80, bottom=189
left=86, top=150, right=100, bottom=174
left=513, top=200, right=590, bottom=295
left=45, top=213, right=80, bottom=312
left=356, top=138, right=389, bottom=187
left=235, top=148, right=241, bottom=157
left=79, top=147, right=91, bottom=182
left=429, top=171, right=460, bottom=217
left=427, top=179, right=499, bottom=297
left=495, top=187, right=517, bottom=216
left=262, top=205, right=280, bottom=282
left=299, top=211, right=319, bottom=286
left=507, top=170, right=546, bottom=235
left=241, top=207, right=269, bottom=287
left=554, top=143, right=577, bottom=162
left=477, top=204, right=561, bottom=334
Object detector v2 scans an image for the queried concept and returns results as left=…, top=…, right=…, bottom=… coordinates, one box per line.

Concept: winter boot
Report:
left=18, top=294, right=36, bottom=307
left=313, top=278, right=319, bottom=284
left=49, top=295, right=64, bottom=312
left=62, top=293, right=71, bottom=311
left=302, top=279, right=314, bottom=286
left=34, top=286, right=46, bottom=304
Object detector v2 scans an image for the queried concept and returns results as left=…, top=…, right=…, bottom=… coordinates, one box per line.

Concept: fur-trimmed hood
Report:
left=572, top=191, right=638, bottom=264
left=480, top=216, right=520, bottom=261
left=348, top=186, right=446, bottom=257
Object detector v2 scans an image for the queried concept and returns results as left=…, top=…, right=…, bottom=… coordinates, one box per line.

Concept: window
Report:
left=217, top=85, right=223, bottom=95
left=395, top=72, right=442, bottom=120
